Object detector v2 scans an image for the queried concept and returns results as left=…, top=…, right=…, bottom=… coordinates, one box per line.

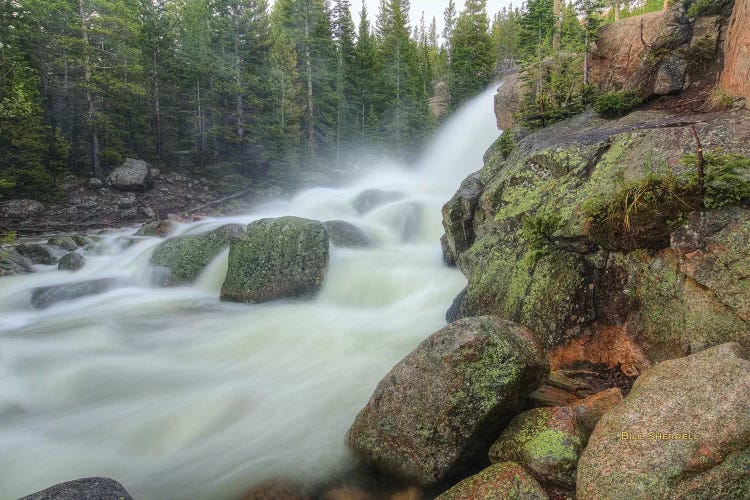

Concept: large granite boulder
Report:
left=18, top=477, right=134, bottom=500
left=346, top=316, right=549, bottom=487
left=107, top=158, right=151, bottom=192
left=150, top=224, right=245, bottom=286
left=447, top=107, right=750, bottom=372
left=577, top=343, right=750, bottom=499
left=30, top=278, right=122, bottom=309
left=221, top=217, right=329, bottom=303
left=436, top=462, right=548, bottom=500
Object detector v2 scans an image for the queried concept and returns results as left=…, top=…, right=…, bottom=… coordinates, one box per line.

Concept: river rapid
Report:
left=0, top=86, right=501, bottom=499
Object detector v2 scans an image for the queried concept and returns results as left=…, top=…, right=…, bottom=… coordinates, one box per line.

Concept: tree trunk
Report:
left=79, top=0, right=101, bottom=179
left=584, top=31, right=590, bottom=84
left=553, top=0, right=562, bottom=51
left=304, top=15, right=315, bottom=156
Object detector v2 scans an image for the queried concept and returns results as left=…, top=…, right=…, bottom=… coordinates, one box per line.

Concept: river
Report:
left=0, top=86, right=501, bottom=499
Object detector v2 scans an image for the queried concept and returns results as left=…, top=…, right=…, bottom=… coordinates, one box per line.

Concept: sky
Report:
left=356, top=0, right=514, bottom=36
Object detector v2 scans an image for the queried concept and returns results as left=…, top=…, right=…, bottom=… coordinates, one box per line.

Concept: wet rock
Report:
left=547, top=370, right=594, bottom=397
left=442, top=171, right=482, bottom=259
left=489, top=406, right=585, bottom=490
left=150, top=224, right=244, bottom=285
left=323, top=220, right=373, bottom=248
left=352, top=189, right=403, bottom=215
left=441, top=233, right=456, bottom=266
left=241, top=479, right=310, bottom=500
left=18, top=477, right=134, bottom=500
left=136, top=220, right=175, bottom=238
left=0, top=248, right=34, bottom=276
left=569, top=387, right=623, bottom=435
left=321, top=487, right=376, bottom=500
left=107, top=158, right=151, bottom=192
left=346, top=316, right=549, bottom=486
left=16, top=244, right=61, bottom=265
left=435, top=462, right=548, bottom=500
left=48, top=236, right=79, bottom=252
left=494, top=72, right=525, bottom=131
left=142, top=206, right=156, bottom=218
left=58, top=252, right=86, bottom=272
left=527, top=385, right=579, bottom=408
left=117, top=195, right=136, bottom=209
left=577, top=343, right=750, bottom=499
left=30, top=278, right=121, bottom=309
left=221, top=217, right=329, bottom=303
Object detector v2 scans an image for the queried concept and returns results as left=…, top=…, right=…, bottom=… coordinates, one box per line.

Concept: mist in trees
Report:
left=2, top=0, right=649, bottom=201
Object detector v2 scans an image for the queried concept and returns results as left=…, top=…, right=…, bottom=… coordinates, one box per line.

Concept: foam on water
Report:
left=0, top=85, right=502, bottom=499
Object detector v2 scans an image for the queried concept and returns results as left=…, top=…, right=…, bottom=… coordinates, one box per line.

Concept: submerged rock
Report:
left=150, top=224, right=244, bottom=285
left=47, top=236, right=79, bottom=252
left=136, top=220, right=175, bottom=238
left=18, top=477, right=134, bottom=500
left=16, top=244, right=62, bottom=265
left=30, top=278, right=122, bottom=309
left=323, top=220, right=373, bottom=248
left=221, top=217, right=329, bottom=303
left=107, top=158, right=151, bottom=192
left=346, top=316, right=548, bottom=487
left=58, top=252, right=86, bottom=272
left=352, top=189, right=403, bottom=215
left=241, top=479, right=310, bottom=500
left=435, top=462, right=548, bottom=500
left=577, top=343, right=750, bottom=499
left=0, top=248, right=34, bottom=276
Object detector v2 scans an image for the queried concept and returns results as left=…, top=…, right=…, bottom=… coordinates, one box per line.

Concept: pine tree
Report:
left=449, top=0, right=495, bottom=107
left=332, top=0, right=357, bottom=161
left=354, top=4, right=379, bottom=144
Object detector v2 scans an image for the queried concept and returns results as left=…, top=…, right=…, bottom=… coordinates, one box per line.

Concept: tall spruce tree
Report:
left=449, top=0, right=495, bottom=107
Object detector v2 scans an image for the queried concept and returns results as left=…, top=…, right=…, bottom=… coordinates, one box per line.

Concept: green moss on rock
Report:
left=150, top=224, right=245, bottom=285
left=220, top=216, right=329, bottom=303
left=436, top=462, right=548, bottom=500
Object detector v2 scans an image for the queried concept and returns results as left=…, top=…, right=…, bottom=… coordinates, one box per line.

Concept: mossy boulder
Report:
left=346, top=316, right=549, bottom=487
left=0, top=248, right=33, bottom=276
left=47, top=236, right=79, bottom=252
left=150, top=224, right=245, bottom=285
left=322, top=220, right=373, bottom=248
left=435, top=462, right=548, bottom=500
left=577, top=343, right=750, bottom=499
left=446, top=108, right=750, bottom=365
left=220, top=217, right=329, bottom=303
left=16, top=243, right=63, bottom=265
left=58, top=252, right=86, bottom=272
left=135, top=220, right=175, bottom=238
left=489, top=407, right=585, bottom=490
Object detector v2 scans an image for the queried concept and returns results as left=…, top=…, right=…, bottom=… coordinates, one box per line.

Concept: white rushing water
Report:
left=0, top=86, right=501, bottom=499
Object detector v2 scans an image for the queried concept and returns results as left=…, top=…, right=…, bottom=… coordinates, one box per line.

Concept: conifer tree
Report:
left=449, top=0, right=495, bottom=107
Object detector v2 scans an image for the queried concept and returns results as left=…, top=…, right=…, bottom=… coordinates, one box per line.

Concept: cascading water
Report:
left=0, top=85, right=502, bottom=499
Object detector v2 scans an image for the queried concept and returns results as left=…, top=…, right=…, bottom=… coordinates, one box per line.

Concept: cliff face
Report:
left=588, top=3, right=726, bottom=100
left=442, top=108, right=750, bottom=374
left=720, top=0, right=750, bottom=99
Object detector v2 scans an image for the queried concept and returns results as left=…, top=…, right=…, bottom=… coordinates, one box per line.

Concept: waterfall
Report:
left=0, top=85, right=502, bottom=500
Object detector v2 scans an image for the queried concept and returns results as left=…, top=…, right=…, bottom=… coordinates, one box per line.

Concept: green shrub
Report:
left=101, top=147, right=124, bottom=167
left=682, top=153, right=750, bottom=208
left=522, top=210, right=563, bottom=263
left=0, top=230, right=16, bottom=244
left=688, top=0, right=734, bottom=18
left=498, top=129, right=516, bottom=159
left=593, top=90, right=641, bottom=118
